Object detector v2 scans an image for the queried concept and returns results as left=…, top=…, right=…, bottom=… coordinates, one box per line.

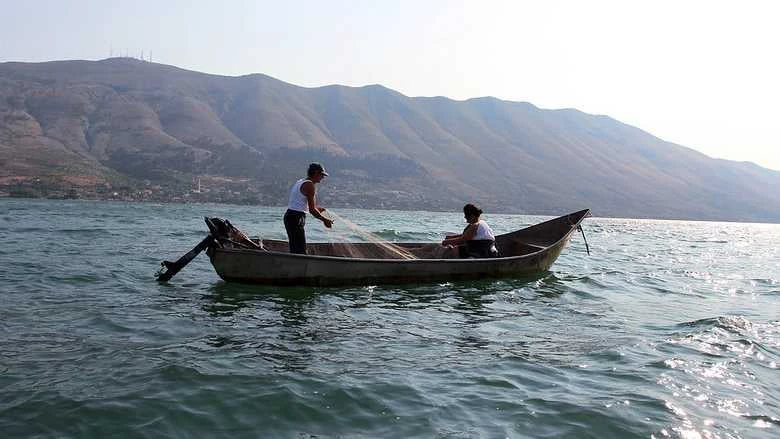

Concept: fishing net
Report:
left=323, top=210, right=418, bottom=260
left=206, top=212, right=453, bottom=260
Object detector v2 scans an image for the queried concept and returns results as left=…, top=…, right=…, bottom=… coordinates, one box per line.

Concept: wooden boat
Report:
left=197, top=209, right=590, bottom=286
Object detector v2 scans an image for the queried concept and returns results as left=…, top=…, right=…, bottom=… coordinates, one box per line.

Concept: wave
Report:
left=675, top=316, right=763, bottom=334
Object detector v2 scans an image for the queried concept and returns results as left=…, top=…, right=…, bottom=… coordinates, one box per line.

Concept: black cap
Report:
left=308, top=162, right=329, bottom=177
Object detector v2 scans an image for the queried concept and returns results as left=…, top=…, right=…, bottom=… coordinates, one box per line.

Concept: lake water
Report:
left=1, top=199, right=778, bottom=438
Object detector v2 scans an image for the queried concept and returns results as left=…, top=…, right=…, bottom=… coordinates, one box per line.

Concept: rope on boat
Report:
left=577, top=224, right=590, bottom=255
left=567, top=211, right=591, bottom=256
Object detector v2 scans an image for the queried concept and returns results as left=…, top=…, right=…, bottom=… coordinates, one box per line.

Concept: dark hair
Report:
left=463, top=203, right=483, bottom=218
left=307, top=162, right=328, bottom=177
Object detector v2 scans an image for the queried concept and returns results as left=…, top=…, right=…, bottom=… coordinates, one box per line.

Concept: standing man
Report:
left=283, top=162, right=333, bottom=254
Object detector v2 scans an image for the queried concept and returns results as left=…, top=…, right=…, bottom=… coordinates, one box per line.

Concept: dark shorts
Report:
left=283, top=209, right=307, bottom=254
left=459, top=240, right=499, bottom=258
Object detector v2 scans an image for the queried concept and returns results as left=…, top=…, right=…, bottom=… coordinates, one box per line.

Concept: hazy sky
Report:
left=2, top=0, right=778, bottom=170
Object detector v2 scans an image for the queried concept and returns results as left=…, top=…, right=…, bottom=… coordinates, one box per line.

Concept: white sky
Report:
left=1, top=0, right=778, bottom=170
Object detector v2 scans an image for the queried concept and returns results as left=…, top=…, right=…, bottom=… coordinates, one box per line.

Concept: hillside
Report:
left=1, top=58, right=779, bottom=222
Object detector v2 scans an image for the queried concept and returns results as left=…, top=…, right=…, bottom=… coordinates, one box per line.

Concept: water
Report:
left=1, top=199, right=778, bottom=438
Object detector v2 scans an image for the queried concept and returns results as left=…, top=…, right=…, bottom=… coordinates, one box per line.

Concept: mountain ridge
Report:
left=1, top=58, right=779, bottom=222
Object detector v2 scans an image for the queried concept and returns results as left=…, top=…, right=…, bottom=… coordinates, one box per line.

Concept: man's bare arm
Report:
left=301, top=181, right=333, bottom=228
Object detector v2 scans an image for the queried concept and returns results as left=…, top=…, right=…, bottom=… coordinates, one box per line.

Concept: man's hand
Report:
left=323, top=218, right=333, bottom=228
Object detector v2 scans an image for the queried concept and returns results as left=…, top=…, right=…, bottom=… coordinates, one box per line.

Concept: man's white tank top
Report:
left=287, top=179, right=309, bottom=213
left=473, top=220, right=495, bottom=241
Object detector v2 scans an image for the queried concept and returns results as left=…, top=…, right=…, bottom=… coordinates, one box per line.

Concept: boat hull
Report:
left=206, top=209, right=588, bottom=286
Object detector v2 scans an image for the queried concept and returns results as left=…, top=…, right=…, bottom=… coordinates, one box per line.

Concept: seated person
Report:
left=441, top=204, right=499, bottom=258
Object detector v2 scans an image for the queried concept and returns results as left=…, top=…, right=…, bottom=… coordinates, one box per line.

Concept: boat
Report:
left=182, top=209, right=590, bottom=287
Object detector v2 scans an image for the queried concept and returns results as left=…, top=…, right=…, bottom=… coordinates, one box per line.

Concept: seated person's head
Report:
left=463, top=203, right=483, bottom=222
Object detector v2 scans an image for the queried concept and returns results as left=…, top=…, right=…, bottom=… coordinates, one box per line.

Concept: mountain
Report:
left=1, top=58, right=779, bottom=222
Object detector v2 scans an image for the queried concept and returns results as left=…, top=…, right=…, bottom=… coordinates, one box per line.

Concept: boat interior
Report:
left=209, top=209, right=590, bottom=260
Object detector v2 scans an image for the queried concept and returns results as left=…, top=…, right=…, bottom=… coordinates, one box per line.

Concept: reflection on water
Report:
left=200, top=271, right=552, bottom=318
left=193, top=271, right=608, bottom=377
left=652, top=316, right=780, bottom=437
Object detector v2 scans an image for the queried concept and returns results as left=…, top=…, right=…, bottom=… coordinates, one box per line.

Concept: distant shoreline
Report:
left=4, top=196, right=780, bottom=225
